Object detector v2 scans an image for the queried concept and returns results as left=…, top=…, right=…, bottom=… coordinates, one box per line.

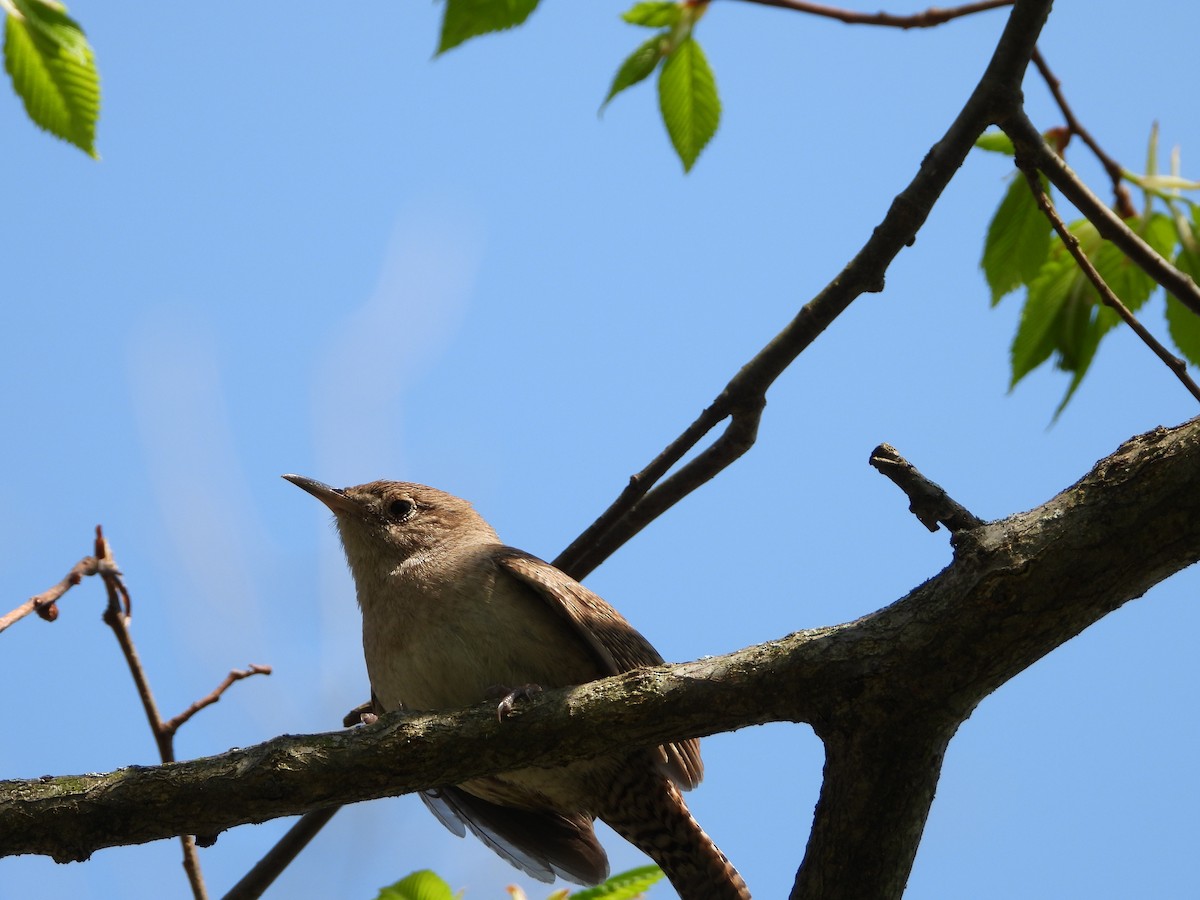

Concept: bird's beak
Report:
left=282, top=474, right=360, bottom=516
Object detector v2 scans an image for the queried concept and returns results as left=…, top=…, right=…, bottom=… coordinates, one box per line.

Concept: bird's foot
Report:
left=486, top=683, right=543, bottom=720
left=343, top=700, right=376, bottom=727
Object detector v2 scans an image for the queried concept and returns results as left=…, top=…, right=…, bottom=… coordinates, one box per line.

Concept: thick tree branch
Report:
left=793, top=724, right=955, bottom=900
left=556, top=0, right=1052, bottom=580
left=7, top=415, right=1200, bottom=900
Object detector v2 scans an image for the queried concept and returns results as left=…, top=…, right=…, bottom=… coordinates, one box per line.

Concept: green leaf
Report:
left=569, top=865, right=665, bottom=899
left=1008, top=220, right=1099, bottom=389
left=1165, top=295, right=1200, bottom=366
left=1166, top=238, right=1200, bottom=365
left=621, top=2, right=681, bottom=28
left=437, top=0, right=540, bottom=54
left=375, top=870, right=456, bottom=900
left=981, top=173, right=1051, bottom=305
left=657, top=37, right=719, bottom=172
left=4, top=0, right=100, bottom=157
left=1009, top=253, right=1072, bottom=388
left=1088, top=213, right=1176, bottom=315
left=602, top=33, right=667, bottom=110
left=1052, top=318, right=1104, bottom=420
left=975, top=130, right=1015, bottom=155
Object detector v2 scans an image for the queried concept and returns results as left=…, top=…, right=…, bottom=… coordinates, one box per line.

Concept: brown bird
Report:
left=284, top=475, right=750, bottom=899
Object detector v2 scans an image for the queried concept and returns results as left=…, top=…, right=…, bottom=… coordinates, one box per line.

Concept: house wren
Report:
left=284, top=475, right=749, bottom=899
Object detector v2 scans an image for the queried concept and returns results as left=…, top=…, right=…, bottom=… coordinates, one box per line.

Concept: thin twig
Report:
left=91, top=528, right=268, bottom=900
left=163, top=665, right=273, bottom=738
left=1031, top=49, right=1136, bottom=217
left=1016, top=162, right=1200, bottom=405
left=0, top=556, right=98, bottom=633
left=869, top=444, right=984, bottom=533
left=734, top=0, right=1012, bottom=28
left=92, top=529, right=210, bottom=899
left=96, top=529, right=171, bottom=759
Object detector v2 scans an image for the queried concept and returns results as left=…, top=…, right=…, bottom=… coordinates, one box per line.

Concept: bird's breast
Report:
left=358, top=550, right=598, bottom=714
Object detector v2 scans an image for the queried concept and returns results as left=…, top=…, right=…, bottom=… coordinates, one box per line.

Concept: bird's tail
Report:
left=599, top=762, right=751, bottom=900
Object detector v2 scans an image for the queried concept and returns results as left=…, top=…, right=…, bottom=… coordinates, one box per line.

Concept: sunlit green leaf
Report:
left=569, top=865, right=665, bottom=899
left=1165, top=295, right=1200, bottom=367
left=1053, top=317, right=1105, bottom=420
left=437, top=0, right=540, bottom=54
left=657, top=37, right=719, bottom=172
left=1054, top=290, right=1095, bottom=372
left=1010, top=257, right=1073, bottom=388
left=4, top=0, right=100, bottom=157
left=975, top=130, right=1014, bottom=155
left=1087, top=213, right=1176, bottom=315
left=1166, top=236, right=1200, bottom=365
left=1134, top=174, right=1200, bottom=192
left=376, top=869, right=456, bottom=900
left=1009, top=220, right=1099, bottom=388
left=982, top=173, right=1052, bottom=305
left=1041, top=215, right=1167, bottom=415
left=621, top=1, right=681, bottom=28
left=602, top=33, right=666, bottom=110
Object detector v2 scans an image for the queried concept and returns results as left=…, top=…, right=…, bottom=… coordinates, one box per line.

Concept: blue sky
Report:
left=2, top=2, right=1198, bottom=898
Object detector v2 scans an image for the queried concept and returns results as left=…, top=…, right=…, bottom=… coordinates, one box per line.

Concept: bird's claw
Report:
left=488, top=683, right=543, bottom=721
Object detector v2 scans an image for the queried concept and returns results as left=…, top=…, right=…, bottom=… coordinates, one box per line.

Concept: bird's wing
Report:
left=419, top=785, right=609, bottom=886
left=497, top=549, right=704, bottom=790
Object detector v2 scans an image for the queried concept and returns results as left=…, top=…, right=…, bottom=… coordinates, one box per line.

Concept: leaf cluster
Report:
left=602, top=2, right=721, bottom=172
left=434, top=0, right=721, bottom=172
left=977, top=131, right=1200, bottom=415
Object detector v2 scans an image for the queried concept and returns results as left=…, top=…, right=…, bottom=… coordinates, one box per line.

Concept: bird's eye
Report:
left=387, top=498, right=415, bottom=520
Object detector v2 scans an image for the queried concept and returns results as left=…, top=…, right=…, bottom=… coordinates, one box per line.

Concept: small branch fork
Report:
left=1015, top=160, right=1200, bottom=405
left=734, top=0, right=1013, bottom=28
left=3, top=528, right=271, bottom=900
left=1030, top=49, right=1137, bottom=218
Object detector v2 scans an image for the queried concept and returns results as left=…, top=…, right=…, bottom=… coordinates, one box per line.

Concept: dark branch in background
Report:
left=868, top=444, right=984, bottom=533
left=555, top=0, right=1051, bottom=582
left=7, top=416, right=1200, bottom=900
left=1002, top=111, right=1200, bottom=318
left=222, top=807, right=340, bottom=900
left=1014, top=161, right=1200, bottom=405
left=1030, top=49, right=1137, bottom=218
left=735, top=0, right=1013, bottom=28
